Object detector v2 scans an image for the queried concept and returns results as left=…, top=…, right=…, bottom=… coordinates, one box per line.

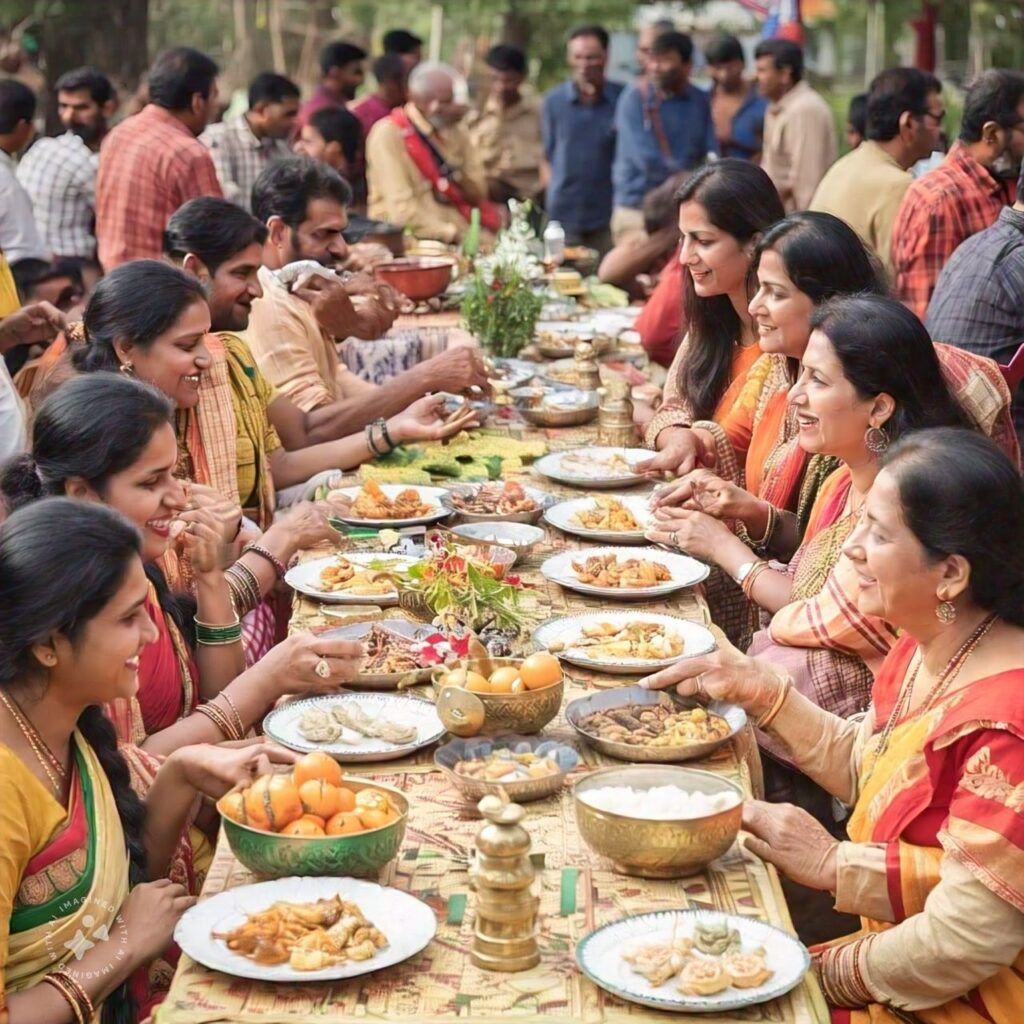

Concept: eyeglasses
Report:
left=921, top=109, right=946, bottom=127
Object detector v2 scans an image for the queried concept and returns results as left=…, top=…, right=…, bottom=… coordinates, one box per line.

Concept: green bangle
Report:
left=194, top=617, right=242, bottom=646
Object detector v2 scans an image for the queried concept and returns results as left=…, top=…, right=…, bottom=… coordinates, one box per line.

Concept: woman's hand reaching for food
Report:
left=652, top=469, right=757, bottom=523
left=645, top=506, right=734, bottom=563
left=168, top=739, right=298, bottom=800
left=741, top=800, right=839, bottom=892
left=255, top=632, right=366, bottom=698
left=636, top=427, right=715, bottom=479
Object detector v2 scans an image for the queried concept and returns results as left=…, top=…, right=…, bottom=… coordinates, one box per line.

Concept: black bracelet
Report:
left=365, top=422, right=385, bottom=456
left=378, top=417, right=395, bottom=451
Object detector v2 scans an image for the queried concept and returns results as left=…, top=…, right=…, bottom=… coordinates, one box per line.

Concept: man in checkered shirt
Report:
left=17, top=67, right=115, bottom=263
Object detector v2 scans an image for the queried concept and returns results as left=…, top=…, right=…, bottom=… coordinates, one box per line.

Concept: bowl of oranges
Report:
left=216, top=751, right=408, bottom=878
left=431, top=653, right=564, bottom=736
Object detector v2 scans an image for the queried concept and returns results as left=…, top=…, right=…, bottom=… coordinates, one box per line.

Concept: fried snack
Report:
left=622, top=938, right=695, bottom=987
left=723, top=949, right=773, bottom=988
left=577, top=703, right=731, bottom=748
left=570, top=496, right=641, bottom=532
left=694, top=919, right=742, bottom=957
left=329, top=703, right=418, bottom=744
left=549, top=621, right=683, bottom=661
left=454, top=749, right=561, bottom=783
left=571, top=553, right=671, bottom=589
left=678, top=957, right=732, bottom=997
left=213, top=895, right=388, bottom=971
left=352, top=480, right=433, bottom=519
left=317, top=557, right=398, bottom=595
left=450, top=480, right=539, bottom=516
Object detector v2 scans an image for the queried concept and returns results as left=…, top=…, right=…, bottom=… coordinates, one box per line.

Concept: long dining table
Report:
left=156, top=347, right=829, bottom=1024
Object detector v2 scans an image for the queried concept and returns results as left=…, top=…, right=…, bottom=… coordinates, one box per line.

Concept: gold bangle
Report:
left=741, top=560, right=771, bottom=600
left=220, top=691, right=246, bottom=738
left=756, top=676, right=792, bottom=730
left=52, top=970, right=94, bottom=1021
left=195, top=702, right=233, bottom=740
left=41, top=973, right=87, bottom=1024
left=751, top=502, right=779, bottom=549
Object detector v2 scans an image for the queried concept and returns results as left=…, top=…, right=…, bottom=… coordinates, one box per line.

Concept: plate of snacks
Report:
left=285, top=552, right=416, bottom=605
left=442, top=480, right=553, bottom=523
left=264, top=693, right=445, bottom=762
left=565, top=687, right=745, bottom=762
left=532, top=448, right=649, bottom=489
left=175, top=875, right=437, bottom=982
left=540, top=547, right=709, bottom=599
left=327, top=481, right=452, bottom=527
left=576, top=908, right=809, bottom=1013
left=434, top=735, right=578, bottom=802
left=533, top=612, right=714, bottom=674
left=544, top=495, right=651, bottom=543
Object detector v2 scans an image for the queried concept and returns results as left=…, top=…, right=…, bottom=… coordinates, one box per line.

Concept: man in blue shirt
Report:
left=542, top=24, right=624, bottom=255
left=704, top=34, right=767, bottom=161
left=611, top=31, right=716, bottom=244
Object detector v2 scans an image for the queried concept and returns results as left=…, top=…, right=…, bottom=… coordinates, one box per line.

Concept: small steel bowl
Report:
left=374, top=257, right=454, bottom=301
left=451, top=522, right=544, bottom=564
left=216, top=776, right=408, bottom=879
left=565, top=686, right=746, bottom=763
left=435, top=735, right=578, bottom=803
left=431, top=657, right=564, bottom=736
left=518, top=389, right=599, bottom=427
left=442, top=483, right=553, bottom=524
left=573, top=764, right=743, bottom=878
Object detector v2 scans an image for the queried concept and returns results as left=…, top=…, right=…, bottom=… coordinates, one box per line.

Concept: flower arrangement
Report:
left=460, top=261, right=544, bottom=359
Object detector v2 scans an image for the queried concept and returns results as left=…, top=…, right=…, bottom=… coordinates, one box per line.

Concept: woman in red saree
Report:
left=643, top=428, right=1024, bottom=1022
left=0, top=498, right=296, bottom=1022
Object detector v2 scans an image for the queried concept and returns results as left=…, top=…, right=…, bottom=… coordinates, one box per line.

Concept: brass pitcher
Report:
left=573, top=339, right=601, bottom=392
left=598, top=375, right=638, bottom=447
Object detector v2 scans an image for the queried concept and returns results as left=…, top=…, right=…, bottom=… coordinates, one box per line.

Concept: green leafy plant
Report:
left=460, top=262, right=543, bottom=358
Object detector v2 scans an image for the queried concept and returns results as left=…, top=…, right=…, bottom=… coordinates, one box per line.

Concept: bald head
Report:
left=407, top=61, right=467, bottom=129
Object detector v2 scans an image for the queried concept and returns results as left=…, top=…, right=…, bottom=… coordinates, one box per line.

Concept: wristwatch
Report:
left=733, top=561, right=759, bottom=587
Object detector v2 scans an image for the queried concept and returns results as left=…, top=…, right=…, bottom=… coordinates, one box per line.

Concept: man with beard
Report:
left=366, top=62, right=498, bottom=244
left=611, top=31, right=715, bottom=245
left=296, top=41, right=367, bottom=131
left=892, top=69, right=1024, bottom=318
left=18, top=67, right=114, bottom=264
left=239, top=158, right=489, bottom=434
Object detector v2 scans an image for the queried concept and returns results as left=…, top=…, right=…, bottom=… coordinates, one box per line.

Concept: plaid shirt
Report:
left=892, top=142, right=1010, bottom=319
left=16, top=132, right=98, bottom=258
left=95, top=104, right=222, bottom=270
left=926, top=205, right=1024, bottom=440
left=200, top=114, right=291, bottom=212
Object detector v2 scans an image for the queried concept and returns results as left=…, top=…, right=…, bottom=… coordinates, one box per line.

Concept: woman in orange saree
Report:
left=643, top=428, right=1024, bottom=1021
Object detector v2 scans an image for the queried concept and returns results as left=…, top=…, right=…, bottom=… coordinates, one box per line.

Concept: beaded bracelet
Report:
left=243, top=542, right=287, bottom=579
left=194, top=615, right=242, bottom=646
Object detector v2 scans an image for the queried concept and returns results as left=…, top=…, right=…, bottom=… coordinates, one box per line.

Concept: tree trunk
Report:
left=501, top=0, right=530, bottom=50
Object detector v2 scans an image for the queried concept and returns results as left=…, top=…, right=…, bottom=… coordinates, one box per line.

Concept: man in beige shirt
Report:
left=366, top=62, right=492, bottom=244
left=754, top=38, right=837, bottom=212
left=811, top=68, right=944, bottom=275
left=244, top=156, right=489, bottom=438
left=466, top=44, right=543, bottom=203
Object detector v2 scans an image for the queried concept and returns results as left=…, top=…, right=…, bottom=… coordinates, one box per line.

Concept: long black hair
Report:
left=73, top=260, right=206, bottom=374
left=882, top=428, right=1024, bottom=626
left=809, top=294, right=969, bottom=444
left=674, top=159, right=785, bottom=421
left=0, top=498, right=147, bottom=1022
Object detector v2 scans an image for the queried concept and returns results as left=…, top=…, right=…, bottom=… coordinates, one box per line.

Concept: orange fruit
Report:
left=282, top=816, right=326, bottom=837
left=354, top=788, right=393, bottom=813
left=520, top=653, right=562, bottom=690
left=293, top=751, right=343, bottom=788
left=359, top=809, right=390, bottom=830
left=488, top=667, right=521, bottom=693
left=465, top=671, right=491, bottom=693
left=242, top=776, right=273, bottom=832
left=220, top=790, right=247, bottom=824
left=299, top=779, right=341, bottom=819
left=325, top=811, right=365, bottom=835
left=302, top=814, right=326, bottom=829
left=335, top=785, right=357, bottom=813
left=263, top=774, right=304, bottom=832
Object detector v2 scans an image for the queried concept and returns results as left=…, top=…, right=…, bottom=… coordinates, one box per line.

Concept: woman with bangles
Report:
left=643, top=428, right=1024, bottom=1023
left=0, top=498, right=297, bottom=1022
left=0, top=374, right=362, bottom=765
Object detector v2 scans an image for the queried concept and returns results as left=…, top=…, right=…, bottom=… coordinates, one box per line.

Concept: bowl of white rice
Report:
left=573, top=765, right=743, bottom=878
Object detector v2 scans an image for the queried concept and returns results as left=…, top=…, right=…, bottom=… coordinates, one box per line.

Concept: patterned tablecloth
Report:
left=156, top=418, right=829, bottom=1024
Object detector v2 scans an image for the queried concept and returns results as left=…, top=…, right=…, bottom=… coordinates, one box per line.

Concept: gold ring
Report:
left=694, top=673, right=706, bottom=698
left=314, top=658, right=330, bottom=679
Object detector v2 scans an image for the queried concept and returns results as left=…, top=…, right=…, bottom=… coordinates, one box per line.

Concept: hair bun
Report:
left=0, top=453, right=44, bottom=510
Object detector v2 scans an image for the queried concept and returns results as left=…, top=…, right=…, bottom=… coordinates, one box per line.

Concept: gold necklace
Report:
left=0, top=690, right=67, bottom=793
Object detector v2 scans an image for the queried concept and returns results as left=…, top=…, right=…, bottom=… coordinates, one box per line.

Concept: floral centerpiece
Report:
left=460, top=262, right=544, bottom=358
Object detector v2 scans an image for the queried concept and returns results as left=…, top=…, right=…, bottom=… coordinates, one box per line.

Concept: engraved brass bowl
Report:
left=573, top=765, right=743, bottom=878
left=431, top=657, right=564, bottom=736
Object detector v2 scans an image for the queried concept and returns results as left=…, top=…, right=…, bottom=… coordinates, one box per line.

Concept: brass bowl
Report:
left=431, top=657, right=564, bottom=736
left=216, top=777, right=408, bottom=879
left=573, top=765, right=743, bottom=878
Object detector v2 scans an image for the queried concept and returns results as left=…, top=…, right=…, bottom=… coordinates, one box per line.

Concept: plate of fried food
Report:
left=327, top=480, right=452, bottom=527
left=565, top=687, right=745, bottom=762
left=533, top=448, right=649, bottom=489
left=175, top=876, right=437, bottom=982
left=544, top=495, right=651, bottom=543
left=285, top=552, right=416, bottom=605
left=540, top=547, right=709, bottom=599
left=533, top=612, right=715, bottom=674
left=576, top=909, right=809, bottom=1013
left=442, top=479, right=552, bottom=524
left=264, top=693, right=446, bottom=762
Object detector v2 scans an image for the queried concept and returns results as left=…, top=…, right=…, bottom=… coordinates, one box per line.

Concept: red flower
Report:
left=491, top=278, right=502, bottom=290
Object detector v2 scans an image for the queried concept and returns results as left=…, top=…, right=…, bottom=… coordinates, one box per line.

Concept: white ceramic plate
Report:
left=284, top=552, right=416, bottom=605
left=533, top=448, right=650, bottom=489
left=576, top=909, right=809, bottom=1013
left=263, top=693, right=445, bottom=762
left=328, top=485, right=452, bottom=528
left=544, top=495, right=653, bottom=543
left=175, top=876, right=437, bottom=983
left=533, top=612, right=715, bottom=675
left=540, top=547, right=709, bottom=599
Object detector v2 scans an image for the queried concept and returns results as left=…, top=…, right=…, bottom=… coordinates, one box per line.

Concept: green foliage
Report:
left=460, top=263, right=543, bottom=359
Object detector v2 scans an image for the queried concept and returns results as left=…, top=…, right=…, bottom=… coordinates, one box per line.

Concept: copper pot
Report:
left=374, top=257, right=455, bottom=301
